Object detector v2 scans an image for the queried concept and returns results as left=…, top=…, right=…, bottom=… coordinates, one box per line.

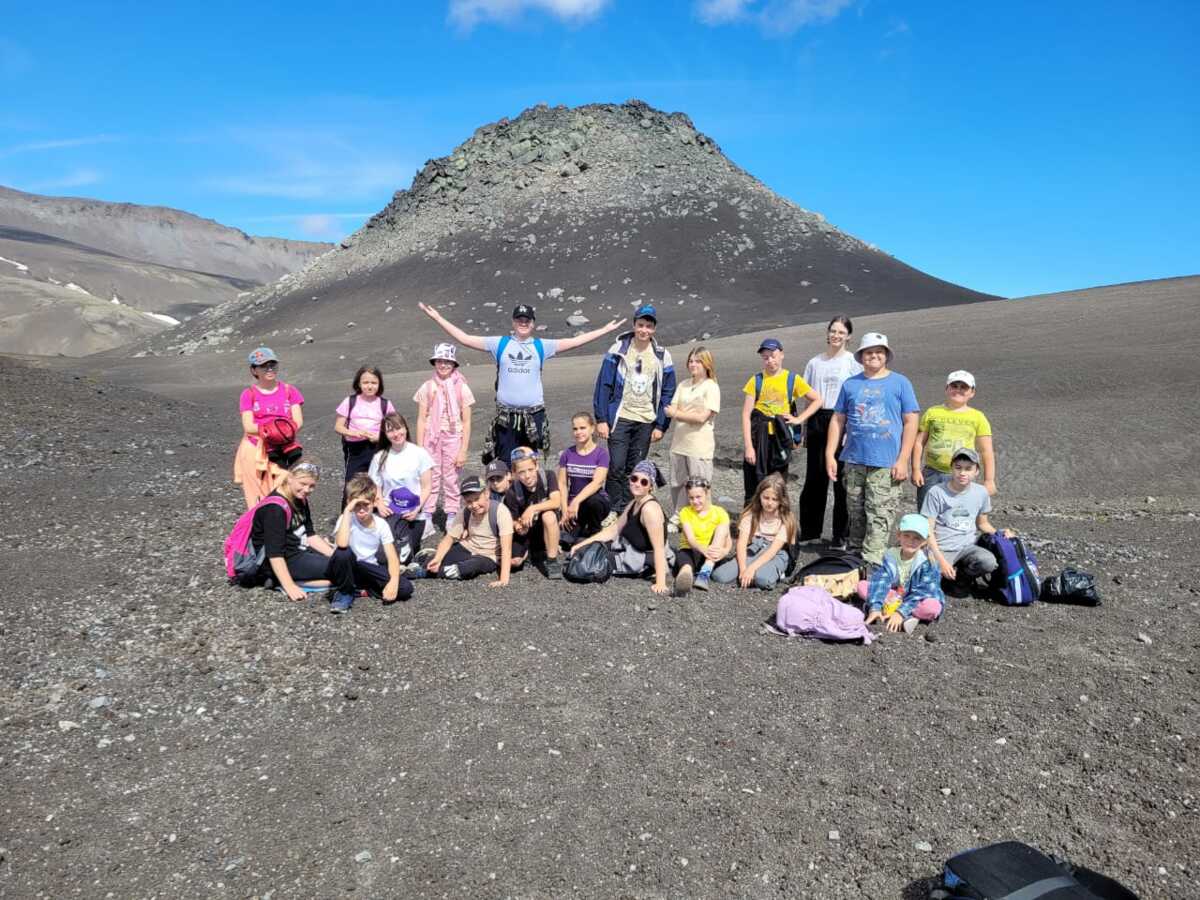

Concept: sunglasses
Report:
left=628, top=475, right=651, bottom=487
left=255, top=361, right=279, bottom=370
left=685, top=477, right=711, bottom=489
left=291, top=462, right=320, bottom=478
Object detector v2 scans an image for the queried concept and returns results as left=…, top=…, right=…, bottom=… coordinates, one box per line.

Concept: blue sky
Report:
left=1, top=0, right=1196, bottom=298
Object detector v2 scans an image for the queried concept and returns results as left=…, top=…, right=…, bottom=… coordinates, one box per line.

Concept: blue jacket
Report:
left=592, top=332, right=676, bottom=432
left=865, top=548, right=945, bottom=618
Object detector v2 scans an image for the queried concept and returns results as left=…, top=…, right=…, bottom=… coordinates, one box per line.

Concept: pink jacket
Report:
left=770, top=586, right=874, bottom=644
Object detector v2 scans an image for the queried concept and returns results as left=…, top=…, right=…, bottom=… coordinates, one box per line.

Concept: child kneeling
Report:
left=411, top=474, right=513, bottom=588
left=859, top=513, right=945, bottom=634
left=328, top=474, right=412, bottom=613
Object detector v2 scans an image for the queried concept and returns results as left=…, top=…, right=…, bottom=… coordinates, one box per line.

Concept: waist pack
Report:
left=223, top=495, right=292, bottom=585
left=791, top=552, right=865, bottom=598
left=980, top=532, right=1041, bottom=606
left=1040, top=568, right=1102, bottom=606
left=564, top=542, right=614, bottom=584
left=942, top=840, right=1138, bottom=899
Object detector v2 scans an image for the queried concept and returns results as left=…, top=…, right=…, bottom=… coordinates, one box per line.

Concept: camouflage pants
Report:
left=843, top=463, right=903, bottom=565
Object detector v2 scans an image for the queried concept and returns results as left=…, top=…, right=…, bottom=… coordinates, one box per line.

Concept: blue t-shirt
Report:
left=834, top=372, right=920, bottom=468
left=484, top=336, right=560, bottom=408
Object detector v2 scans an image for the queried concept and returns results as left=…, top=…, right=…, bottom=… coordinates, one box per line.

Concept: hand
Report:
left=377, top=506, right=393, bottom=518
left=825, top=457, right=838, bottom=481
left=418, top=301, right=441, bottom=321
left=650, top=428, right=663, bottom=443
left=383, top=581, right=399, bottom=602
left=568, top=501, right=580, bottom=521
left=344, top=498, right=368, bottom=515
left=664, top=404, right=677, bottom=417
left=284, top=583, right=307, bottom=602
left=1002, top=528, right=1015, bottom=538
left=604, top=318, right=627, bottom=332
left=984, top=480, right=998, bottom=496
left=704, top=546, right=723, bottom=562
left=783, top=414, right=803, bottom=425
left=597, top=422, right=610, bottom=440
left=401, top=509, right=420, bottom=521
left=739, top=569, right=755, bottom=589
left=865, top=609, right=882, bottom=626
left=891, top=460, right=910, bottom=482
left=561, top=507, right=575, bottom=528
left=940, top=560, right=957, bottom=580
left=744, top=447, right=756, bottom=466
left=488, top=578, right=509, bottom=589
left=454, top=448, right=468, bottom=468
left=357, top=429, right=375, bottom=441
left=912, top=469, right=925, bottom=487
left=651, top=581, right=669, bottom=595
left=885, top=613, right=904, bottom=633
left=520, top=508, right=537, bottom=530
left=426, top=559, right=441, bottom=574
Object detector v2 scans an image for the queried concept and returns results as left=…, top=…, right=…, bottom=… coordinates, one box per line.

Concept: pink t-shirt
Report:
left=240, top=383, right=304, bottom=445
left=413, top=375, right=476, bottom=435
left=334, top=395, right=396, bottom=443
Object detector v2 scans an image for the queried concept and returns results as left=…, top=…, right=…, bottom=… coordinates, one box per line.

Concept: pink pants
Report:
left=856, top=582, right=943, bottom=621
left=424, top=429, right=464, bottom=517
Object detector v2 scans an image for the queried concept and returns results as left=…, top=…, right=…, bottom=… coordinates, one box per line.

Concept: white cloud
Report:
left=695, top=0, right=854, bottom=35
left=449, top=0, right=610, bottom=29
left=0, top=134, right=121, bottom=159
left=26, top=168, right=104, bottom=191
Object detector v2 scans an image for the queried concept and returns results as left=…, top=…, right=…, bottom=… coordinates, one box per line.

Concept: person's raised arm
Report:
left=418, top=302, right=488, bottom=352
left=557, top=318, right=627, bottom=354
left=334, top=504, right=354, bottom=549
left=978, top=434, right=997, bottom=495
left=825, top=412, right=845, bottom=481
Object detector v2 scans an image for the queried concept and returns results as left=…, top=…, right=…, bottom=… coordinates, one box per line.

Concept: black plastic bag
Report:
left=564, top=542, right=614, bottom=584
left=1040, top=568, right=1102, bottom=606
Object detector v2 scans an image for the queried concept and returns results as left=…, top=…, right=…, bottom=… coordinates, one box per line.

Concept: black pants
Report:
left=673, top=547, right=709, bottom=575
left=798, top=409, right=848, bottom=543
left=341, top=439, right=378, bottom=505
left=492, top=408, right=547, bottom=467
left=328, top=547, right=413, bottom=601
left=260, top=549, right=341, bottom=588
left=435, top=542, right=498, bottom=580
left=386, top=515, right=425, bottom=563
left=605, top=419, right=656, bottom=513
left=562, top=493, right=611, bottom=545
left=742, top=411, right=791, bottom=506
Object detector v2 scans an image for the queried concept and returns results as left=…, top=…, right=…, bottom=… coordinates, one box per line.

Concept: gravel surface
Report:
left=1, top=354, right=1196, bottom=898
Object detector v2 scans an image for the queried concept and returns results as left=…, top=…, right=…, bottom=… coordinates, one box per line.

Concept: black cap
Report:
left=512, top=304, right=536, bottom=320
left=459, top=474, right=484, bottom=495
left=486, top=459, right=510, bottom=479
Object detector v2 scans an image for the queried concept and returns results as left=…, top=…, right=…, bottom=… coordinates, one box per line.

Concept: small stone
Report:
left=924, top=633, right=938, bottom=643
left=914, top=841, right=933, bottom=853
left=58, top=720, right=80, bottom=732
left=940, top=787, right=952, bottom=796
left=355, top=850, right=373, bottom=863
left=995, top=737, right=1007, bottom=745
left=88, top=696, right=111, bottom=709
left=1136, top=632, right=1152, bottom=645
left=566, top=314, right=589, bottom=326
left=828, top=830, right=840, bottom=841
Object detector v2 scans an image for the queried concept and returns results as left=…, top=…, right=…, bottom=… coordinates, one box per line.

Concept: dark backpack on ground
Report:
left=789, top=551, right=866, bottom=595
left=564, top=541, right=614, bottom=584
left=980, top=532, right=1041, bottom=606
left=941, top=840, right=1138, bottom=899
left=1040, top=568, right=1101, bottom=606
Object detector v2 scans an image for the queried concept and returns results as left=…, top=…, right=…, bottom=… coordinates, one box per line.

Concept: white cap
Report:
left=430, top=342, right=459, bottom=366
left=854, top=332, right=893, bottom=363
left=946, top=370, right=976, bottom=388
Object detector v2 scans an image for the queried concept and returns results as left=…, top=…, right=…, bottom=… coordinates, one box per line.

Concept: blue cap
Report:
left=634, top=304, right=657, bottom=322
left=898, top=513, right=930, bottom=539
left=757, top=338, right=783, bottom=353
left=248, top=346, right=278, bottom=366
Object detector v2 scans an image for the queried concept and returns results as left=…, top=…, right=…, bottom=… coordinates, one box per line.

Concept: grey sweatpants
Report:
left=949, top=542, right=998, bottom=578
left=712, top=536, right=790, bottom=589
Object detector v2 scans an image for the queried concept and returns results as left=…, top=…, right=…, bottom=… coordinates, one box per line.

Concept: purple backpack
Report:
left=769, top=586, right=874, bottom=644
left=981, top=532, right=1041, bottom=606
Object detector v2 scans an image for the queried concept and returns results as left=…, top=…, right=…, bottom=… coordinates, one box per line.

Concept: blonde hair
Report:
left=687, top=346, right=716, bottom=381
left=739, top=473, right=797, bottom=543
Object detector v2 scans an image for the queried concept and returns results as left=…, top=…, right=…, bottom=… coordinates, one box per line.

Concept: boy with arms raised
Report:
left=825, top=332, right=920, bottom=567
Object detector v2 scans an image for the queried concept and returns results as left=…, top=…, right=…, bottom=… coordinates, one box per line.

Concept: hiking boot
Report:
left=673, top=567, right=693, bottom=597
left=544, top=556, right=563, bottom=580
left=442, top=563, right=462, bottom=580
left=902, top=617, right=919, bottom=635
left=694, top=568, right=711, bottom=591
left=329, top=592, right=355, bottom=614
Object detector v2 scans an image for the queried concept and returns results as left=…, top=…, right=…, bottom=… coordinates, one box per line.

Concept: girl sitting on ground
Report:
left=247, top=461, right=334, bottom=601
left=571, top=459, right=672, bottom=595
left=234, top=347, right=304, bottom=508
left=333, top=365, right=395, bottom=499
left=713, top=473, right=797, bottom=590
left=860, top=513, right=945, bottom=634
left=557, top=412, right=612, bottom=543
left=368, top=412, right=434, bottom=565
left=327, top=473, right=411, bottom=614
left=673, top=477, right=733, bottom=596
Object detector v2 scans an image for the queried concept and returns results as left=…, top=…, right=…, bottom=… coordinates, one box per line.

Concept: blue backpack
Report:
left=753, top=370, right=805, bottom=445
left=982, top=532, right=1041, bottom=606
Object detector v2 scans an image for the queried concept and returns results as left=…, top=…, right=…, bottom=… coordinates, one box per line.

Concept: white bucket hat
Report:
left=430, top=342, right=459, bottom=366
left=854, top=332, right=893, bottom=364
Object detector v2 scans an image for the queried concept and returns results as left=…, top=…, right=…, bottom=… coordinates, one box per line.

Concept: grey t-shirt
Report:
left=921, top=482, right=991, bottom=554
left=484, top=336, right=560, bottom=408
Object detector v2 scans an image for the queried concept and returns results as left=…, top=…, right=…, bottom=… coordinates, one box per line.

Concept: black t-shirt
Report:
left=250, top=492, right=315, bottom=559
left=503, top=474, right=550, bottom=520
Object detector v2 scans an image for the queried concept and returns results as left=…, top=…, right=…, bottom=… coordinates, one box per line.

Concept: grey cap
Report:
left=952, top=447, right=981, bottom=465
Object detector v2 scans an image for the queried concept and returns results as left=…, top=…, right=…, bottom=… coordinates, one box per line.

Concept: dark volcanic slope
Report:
left=141, top=100, right=997, bottom=371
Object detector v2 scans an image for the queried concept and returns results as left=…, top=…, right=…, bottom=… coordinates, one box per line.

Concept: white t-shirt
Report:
left=804, top=351, right=864, bottom=410
left=334, top=512, right=395, bottom=563
left=368, top=443, right=435, bottom=520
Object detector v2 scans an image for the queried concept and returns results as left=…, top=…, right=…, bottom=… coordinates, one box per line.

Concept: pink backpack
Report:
left=224, top=496, right=291, bottom=582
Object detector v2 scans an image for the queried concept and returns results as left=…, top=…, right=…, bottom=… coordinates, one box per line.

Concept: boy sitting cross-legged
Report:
left=409, top=474, right=514, bottom=588
left=921, top=447, right=1012, bottom=597
left=502, top=447, right=564, bottom=579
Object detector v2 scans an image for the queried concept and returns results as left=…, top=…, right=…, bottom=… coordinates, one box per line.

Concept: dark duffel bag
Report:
left=942, top=840, right=1138, bottom=899
left=563, top=541, right=614, bottom=585
left=1040, top=568, right=1102, bottom=606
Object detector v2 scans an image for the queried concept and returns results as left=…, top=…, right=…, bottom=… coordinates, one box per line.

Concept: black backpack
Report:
left=564, top=542, right=614, bottom=584
left=942, top=841, right=1138, bottom=899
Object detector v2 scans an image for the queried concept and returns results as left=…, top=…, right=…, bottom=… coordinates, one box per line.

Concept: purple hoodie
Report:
left=771, top=586, right=874, bottom=644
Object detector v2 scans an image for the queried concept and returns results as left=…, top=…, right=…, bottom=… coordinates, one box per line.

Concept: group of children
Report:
left=232, top=312, right=1009, bottom=627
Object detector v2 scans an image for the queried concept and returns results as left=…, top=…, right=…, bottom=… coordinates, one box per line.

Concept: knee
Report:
left=753, top=570, right=778, bottom=590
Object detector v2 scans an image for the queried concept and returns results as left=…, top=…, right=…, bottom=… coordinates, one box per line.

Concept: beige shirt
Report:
left=617, top=345, right=661, bottom=424
left=448, top=502, right=514, bottom=562
left=669, top=378, right=721, bottom=458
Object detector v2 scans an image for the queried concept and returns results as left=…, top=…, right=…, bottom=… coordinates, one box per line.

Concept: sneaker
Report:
left=543, top=556, right=563, bottom=580
left=329, top=592, right=354, bottom=614
left=415, top=547, right=437, bottom=564
left=827, top=538, right=848, bottom=551
left=397, top=543, right=412, bottom=564
left=442, top=563, right=461, bottom=580
left=694, top=569, right=711, bottom=591
left=404, top=562, right=426, bottom=578
left=422, top=518, right=438, bottom=540
left=673, top=567, right=693, bottom=597
left=902, top=617, right=919, bottom=635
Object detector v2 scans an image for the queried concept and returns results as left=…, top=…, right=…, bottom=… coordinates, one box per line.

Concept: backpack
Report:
left=753, top=370, right=805, bottom=445
left=980, top=532, right=1041, bottom=606
left=790, top=552, right=866, bottom=598
left=494, top=335, right=546, bottom=391
left=564, top=541, right=614, bottom=584
left=941, top=840, right=1138, bottom=899
left=224, top=496, right=292, bottom=583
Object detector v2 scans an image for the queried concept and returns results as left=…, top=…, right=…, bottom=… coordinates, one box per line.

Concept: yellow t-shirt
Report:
left=918, top=405, right=992, bottom=473
left=679, top=504, right=730, bottom=550
left=741, top=369, right=814, bottom=417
